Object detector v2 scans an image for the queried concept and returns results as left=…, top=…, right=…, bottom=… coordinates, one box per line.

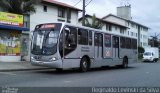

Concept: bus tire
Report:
left=121, top=57, right=128, bottom=68
left=56, top=68, right=63, bottom=72
left=80, top=57, right=89, bottom=72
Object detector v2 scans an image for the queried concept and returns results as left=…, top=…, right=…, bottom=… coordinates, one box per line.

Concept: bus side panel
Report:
left=91, top=45, right=103, bottom=68
left=119, top=49, right=137, bottom=64
left=130, top=49, right=137, bottom=64
left=62, top=45, right=79, bottom=68
left=77, top=45, right=94, bottom=67
left=102, top=47, right=115, bottom=66
left=63, top=45, right=94, bottom=69
left=112, top=47, right=122, bottom=65
left=78, top=45, right=94, bottom=59
left=63, top=59, right=81, bottom=69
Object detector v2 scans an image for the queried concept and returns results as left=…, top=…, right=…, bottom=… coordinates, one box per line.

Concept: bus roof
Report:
left=35, top=22, right=137, bottom=39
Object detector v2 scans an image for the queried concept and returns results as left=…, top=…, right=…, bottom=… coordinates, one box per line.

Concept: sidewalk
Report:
left=0, top=61, right=52, bottom=72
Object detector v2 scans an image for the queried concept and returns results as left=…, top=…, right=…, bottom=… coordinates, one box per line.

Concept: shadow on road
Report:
left=33, top=66, right=137, bottom=75
left=142, top=61, right=159, bottom=63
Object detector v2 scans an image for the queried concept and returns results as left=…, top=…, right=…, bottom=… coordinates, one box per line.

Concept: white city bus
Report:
left=31, top=23, right=137, bottom=72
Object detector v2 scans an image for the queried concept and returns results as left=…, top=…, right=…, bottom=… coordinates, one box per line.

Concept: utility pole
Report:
left=82, top=0, right=85, bottom=26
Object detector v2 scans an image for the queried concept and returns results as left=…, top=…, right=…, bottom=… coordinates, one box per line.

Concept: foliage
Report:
left=0, top=0, right=36, bottom=15
left=84, top=14, right=104, bottom=29
left=138, top=46, right=145, bottom=59
left=138, top=46, right=145, bottom=54
left=149, top=39, right=159, bottom=47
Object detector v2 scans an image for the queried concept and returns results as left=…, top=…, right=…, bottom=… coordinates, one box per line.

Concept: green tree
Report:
left=138, top=46, right=145, bottom=59
left=0, top=0, right=36, bottom=15
left=84, top=14, right=104, bottom=29
left=138, top=46, right=145, bottom=54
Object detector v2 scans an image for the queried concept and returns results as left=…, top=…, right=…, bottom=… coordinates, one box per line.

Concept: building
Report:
left=29, top=0, right=82, bottom=31
left=0, top=0, right=81, bottom=62
left=102, top=5, right=149, bottom=47
left=0, top=12, right=29, bottom=62
left=79, top=14, right=129, bottom=37
left=79, top=5, right=149, bottom=47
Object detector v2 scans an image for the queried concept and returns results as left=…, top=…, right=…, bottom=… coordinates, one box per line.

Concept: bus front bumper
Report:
left=31, top=59, right=63, bottom=68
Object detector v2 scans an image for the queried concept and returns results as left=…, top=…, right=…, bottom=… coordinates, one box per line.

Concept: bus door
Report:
left=59, top=26, right=78, bottom=68
left=94, top=33, right=103, bottom=66
left=112, top=36, right=120, bottom=59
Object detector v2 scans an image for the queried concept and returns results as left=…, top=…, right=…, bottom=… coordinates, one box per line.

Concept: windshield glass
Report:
left=143, top=52, right=152, bottom=56
left=31, top=23, right=61, bottom=55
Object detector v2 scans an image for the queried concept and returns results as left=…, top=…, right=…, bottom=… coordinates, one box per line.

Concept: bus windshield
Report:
left=31, top=23, right=61, bottom=55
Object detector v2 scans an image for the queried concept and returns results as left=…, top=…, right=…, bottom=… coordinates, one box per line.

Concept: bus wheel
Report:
left=121, top=57, right=128, bottom=68
left=80, top=58, right=89, bottom=72
left=56, top=68, right=63, bottom=72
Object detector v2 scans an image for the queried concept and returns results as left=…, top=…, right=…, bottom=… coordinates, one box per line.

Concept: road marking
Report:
left=0, top=72, right=16, bottom=76
left=41, top=78, right=50, bottom=80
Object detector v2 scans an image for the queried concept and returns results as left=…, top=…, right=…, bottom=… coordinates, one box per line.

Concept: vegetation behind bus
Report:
left=84, top=14, right=104, bottom=29
left=0, top=0, right=36, bottom=15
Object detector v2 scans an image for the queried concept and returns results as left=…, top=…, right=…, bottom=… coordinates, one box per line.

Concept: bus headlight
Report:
left=31, top=57, right=35, bottom=60
left=50, top=57, right=57, bottom=61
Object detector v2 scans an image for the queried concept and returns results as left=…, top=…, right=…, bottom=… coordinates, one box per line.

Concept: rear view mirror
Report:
left=65, top=28, right=70, bottom=33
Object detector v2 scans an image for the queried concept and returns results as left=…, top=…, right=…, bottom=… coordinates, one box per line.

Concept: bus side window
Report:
left=78, top=28, right=88, bottom=45
left=112, top=36, right=116, bottom=48
left=98, top=33, right=103, bottom=47
left=120, top=37, right=125, bottom=48
left=64, top=26, right=77, bottom=48
left=94, top=33, right=98, bottom=46
left=125, top=38, right=131, bottom=49
left=132, top=39, right=137, bottom=49
left=105, top=34, right=111, bottom=47
left=63, top=26, right=77, bottom=56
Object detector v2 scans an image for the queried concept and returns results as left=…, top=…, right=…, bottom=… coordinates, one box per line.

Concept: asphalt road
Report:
left=0, top=62, right=160, bottom=87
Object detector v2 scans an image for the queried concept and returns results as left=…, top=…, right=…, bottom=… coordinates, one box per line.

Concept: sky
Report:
left=57, top=0, right=160, bottom=37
